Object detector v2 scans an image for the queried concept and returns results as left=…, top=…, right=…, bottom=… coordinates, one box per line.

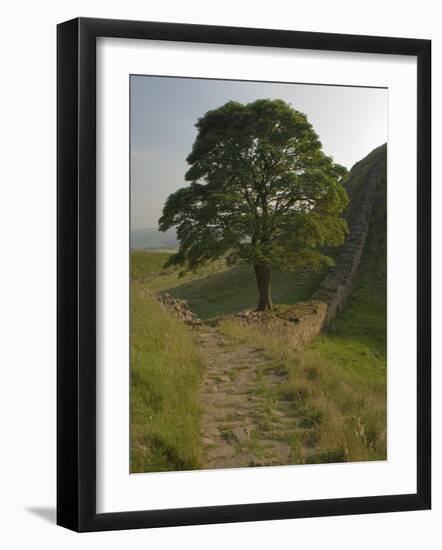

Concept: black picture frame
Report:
left=57, top=17, right=431, bottom=532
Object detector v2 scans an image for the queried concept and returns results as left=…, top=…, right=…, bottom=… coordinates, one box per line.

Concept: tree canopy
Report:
left=159, top=99, right=348, bottom=310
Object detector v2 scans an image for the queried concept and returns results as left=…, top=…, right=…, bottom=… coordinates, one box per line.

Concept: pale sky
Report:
left=130, top=75, right=387, bottom=230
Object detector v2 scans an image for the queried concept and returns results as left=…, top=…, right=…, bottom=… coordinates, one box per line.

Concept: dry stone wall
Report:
left=156, top=292, right=204, bottom=328
left=222, top=301, right=328, bottom=349
left=312, top=163, right=381, bottom=322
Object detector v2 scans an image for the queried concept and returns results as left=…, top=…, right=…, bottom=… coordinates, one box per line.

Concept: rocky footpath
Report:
left=197, top=329, right=302, bottom=468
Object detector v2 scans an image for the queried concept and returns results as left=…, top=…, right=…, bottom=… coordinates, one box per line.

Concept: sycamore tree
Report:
left=159, top=99, right=348, bottom=311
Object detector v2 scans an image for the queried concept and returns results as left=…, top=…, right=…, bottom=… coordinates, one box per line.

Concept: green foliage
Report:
left=130, top=276, right=203, bottom=472
left=160, top=99, right=349, bottom=278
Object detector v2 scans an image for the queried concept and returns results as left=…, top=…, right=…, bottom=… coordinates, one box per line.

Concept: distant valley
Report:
left=130, top=227, right=178, bottom=250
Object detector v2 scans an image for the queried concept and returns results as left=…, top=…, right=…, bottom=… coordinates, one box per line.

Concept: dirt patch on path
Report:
left=196, top=328, right=305, bottom=469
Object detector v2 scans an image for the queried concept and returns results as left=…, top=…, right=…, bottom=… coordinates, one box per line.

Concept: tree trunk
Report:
left=254, top=264, right=273, bottom=311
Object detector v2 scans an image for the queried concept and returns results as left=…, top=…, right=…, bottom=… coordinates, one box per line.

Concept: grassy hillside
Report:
left=131, top=250, right=327, bottom=320
left=131, top=250, right=226, bottom=292
left=168, top=265, right=327, bottom=320
left=130, top=277, right=203, bottom=472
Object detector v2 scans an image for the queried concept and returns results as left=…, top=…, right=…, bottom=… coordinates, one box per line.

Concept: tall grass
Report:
left=130, top=280, right=203, bottom=472
left=219, top=320, right=386, bottom=463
